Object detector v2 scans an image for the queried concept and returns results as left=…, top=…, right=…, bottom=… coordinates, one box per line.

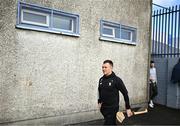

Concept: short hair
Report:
left=103, top=60, right=113, bottom=67
left=150, top=60, right=154, bottom=64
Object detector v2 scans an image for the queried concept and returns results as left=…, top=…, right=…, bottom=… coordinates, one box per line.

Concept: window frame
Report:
left=21, top=9, right=50, bottom=27
left=102, top=25, right=115, bottom=38
left=16, top=1, right=80, bottom=37
left=121, top=27, right=133, bottom=41
left=52, top=14, right=74, bottom=33
left=100, top=20, right=137, bottom=45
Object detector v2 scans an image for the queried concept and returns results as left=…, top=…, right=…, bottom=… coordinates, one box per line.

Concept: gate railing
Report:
left=152, top=5, right=180, bottom=57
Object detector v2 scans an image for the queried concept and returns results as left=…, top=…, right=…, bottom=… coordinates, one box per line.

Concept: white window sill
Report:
left=15, top=25, right=80, bottom=37
left=99, top=36, right=136, bottom=46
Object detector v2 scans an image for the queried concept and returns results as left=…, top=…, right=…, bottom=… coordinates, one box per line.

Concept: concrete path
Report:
left=68, top=104, right=180, bottom=125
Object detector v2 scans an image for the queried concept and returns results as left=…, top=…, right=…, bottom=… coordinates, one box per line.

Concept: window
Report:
left=21, top=9, right=49, bottom=27
left=16, top=1, right=80, bottom=36
left=100, top=20, right=137, bottom=45
left=52, top=14, right=75, bottom=32
left=121, top=25, right=136, bottom=42
left=102, top=25, right=115, bottom=37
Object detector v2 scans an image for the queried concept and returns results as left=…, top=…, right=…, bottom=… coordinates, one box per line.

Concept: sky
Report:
left=153, top=0, right=180, bottom=10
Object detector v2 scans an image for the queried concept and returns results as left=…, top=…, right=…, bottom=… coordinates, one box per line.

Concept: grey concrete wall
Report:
left=0, top=0, right=152, bottom=124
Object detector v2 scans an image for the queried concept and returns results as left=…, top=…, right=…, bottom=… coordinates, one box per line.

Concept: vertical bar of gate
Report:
left=164, top=8, right=168, bottom=57
left=155, top=10, right=158, bottom=56
left=168, top=7, right=171, bottom=57
left=158, top=10, right=161, bottom=57
left=161, top=9, right=164, bottom=57
left=178, top=5, right=180, bottom=57
left=152, top=11, right=155, bottom=55
left=174, top=5, right=177, bottom=57
left=171, top=6, right=174, bottom=57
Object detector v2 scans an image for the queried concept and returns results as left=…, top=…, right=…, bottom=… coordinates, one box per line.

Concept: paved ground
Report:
left=68, top=104, right=180, bottom=125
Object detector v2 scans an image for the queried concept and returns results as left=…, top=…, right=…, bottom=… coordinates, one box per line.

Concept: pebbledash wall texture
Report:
left=0, top=0, right=152, bottom=125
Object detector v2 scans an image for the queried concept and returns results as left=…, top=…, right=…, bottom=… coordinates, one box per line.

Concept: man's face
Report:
left=150, top=63, right=155, bottom=68
left=102, top=63, right=113, bottom=76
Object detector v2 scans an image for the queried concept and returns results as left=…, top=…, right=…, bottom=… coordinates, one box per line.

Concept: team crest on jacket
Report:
left=109, top=80, right=113, bottom=86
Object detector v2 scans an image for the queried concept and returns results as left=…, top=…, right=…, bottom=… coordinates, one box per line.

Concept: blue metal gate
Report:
left=152, top=5, right=180, bottom=57
left=152, top=4, right=180, bottom=109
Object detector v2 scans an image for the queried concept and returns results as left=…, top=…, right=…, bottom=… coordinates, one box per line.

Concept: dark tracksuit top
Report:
left=98, top=72, right=130, bottom=109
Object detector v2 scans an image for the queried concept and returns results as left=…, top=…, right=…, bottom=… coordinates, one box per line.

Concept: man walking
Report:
left=149, top=60, right=158, bottom=108
left=171, top=58, right=180, bottom=84
left=98, top=60, right=133, bottom=125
